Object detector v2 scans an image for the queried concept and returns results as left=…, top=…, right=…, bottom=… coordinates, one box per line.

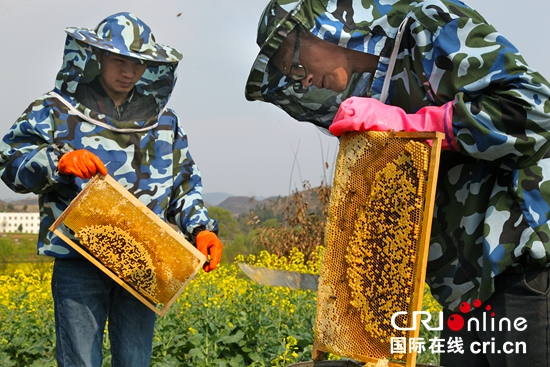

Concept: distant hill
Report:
left=216, top=188, right=325, bottom=218
left=0, top=196, right=39, bottom=212
left=203, top=192, right=234, bottom=206
left=0, top=192, right=279, bottom=216
left=216, top=196, right=278, bottom=216
left=0, top=189, right=325, bottom=219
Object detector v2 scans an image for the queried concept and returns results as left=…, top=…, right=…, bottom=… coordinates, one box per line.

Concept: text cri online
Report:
left=391, top=311, right=527, bottom=355
left=471, top=338, right=526, bottom=354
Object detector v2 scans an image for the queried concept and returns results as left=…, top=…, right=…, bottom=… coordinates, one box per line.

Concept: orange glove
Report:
left=58, top=150, right=108, bottom=179
left=195, top=230, right=223, bottom=272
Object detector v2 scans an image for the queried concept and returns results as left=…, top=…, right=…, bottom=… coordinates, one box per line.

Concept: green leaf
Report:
left=248, top=351, right=262, bottom=362
left=187, top=347, right=205, bottom=360
left=228, top=354, right=245, bottom=367
left=221, top=330, right=245, bottom=345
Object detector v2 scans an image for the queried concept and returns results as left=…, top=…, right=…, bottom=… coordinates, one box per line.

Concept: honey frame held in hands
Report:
left=314, top=131, right=443, bottom=367
left=50, top=174, right=207, bottom=316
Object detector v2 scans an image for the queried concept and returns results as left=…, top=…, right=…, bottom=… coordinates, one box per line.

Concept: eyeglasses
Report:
left=289, top=27, right=308, bottom=93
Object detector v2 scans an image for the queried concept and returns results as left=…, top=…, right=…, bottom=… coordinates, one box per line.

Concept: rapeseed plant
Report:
left=1, top=248, right=441, bottom=366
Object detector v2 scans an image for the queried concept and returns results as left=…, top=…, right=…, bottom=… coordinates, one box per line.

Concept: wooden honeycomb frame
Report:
left=50, top=174, right=207, bottom=316
left=314, top=131, right=443, bottom=367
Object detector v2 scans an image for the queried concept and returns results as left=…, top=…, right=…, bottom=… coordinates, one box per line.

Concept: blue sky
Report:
left=0, top=0, right=548, bottom=201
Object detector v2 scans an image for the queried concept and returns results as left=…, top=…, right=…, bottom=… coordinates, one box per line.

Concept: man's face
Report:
left=95, top=50, right=148, bottom=103
left=271, top=27, right=362, bottom=93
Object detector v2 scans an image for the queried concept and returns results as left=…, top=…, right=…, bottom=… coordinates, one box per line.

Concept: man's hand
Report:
left=329, top=97, right=455, bottom=149
left=195, top=230, right=223, bottom=272
left=58, top=150, right=108, bottom=179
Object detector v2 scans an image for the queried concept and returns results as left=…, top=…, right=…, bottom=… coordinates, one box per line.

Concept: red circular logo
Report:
left=447, top=314, right=465, bottom=331
left=459, top=302, right=471, bottom=313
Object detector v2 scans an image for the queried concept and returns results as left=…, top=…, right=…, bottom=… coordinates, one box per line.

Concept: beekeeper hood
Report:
left=244, top=0, right=409, bottom=129
left=52, top=12, right=182, bottom=123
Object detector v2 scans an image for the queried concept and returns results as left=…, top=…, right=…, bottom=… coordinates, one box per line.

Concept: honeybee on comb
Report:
left=314, top=132, right=442, bottom=364
left=50, top=175, right=207, bottom=316
left=78, top=224, right=159, bottom=300
left=346, top=140, right=429, bottom=348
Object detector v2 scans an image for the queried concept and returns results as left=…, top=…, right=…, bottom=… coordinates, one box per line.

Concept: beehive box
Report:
left=314, top=131, right=443, bottom=367
left=50, top=174, right=207, bottom=316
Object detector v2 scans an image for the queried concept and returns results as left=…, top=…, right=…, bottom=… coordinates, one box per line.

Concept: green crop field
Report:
left=0, top=244, right=441, bottom=366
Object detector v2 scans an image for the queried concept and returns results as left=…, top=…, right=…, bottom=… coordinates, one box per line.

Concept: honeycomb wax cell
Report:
left=315, top=132, right=438, bottom=363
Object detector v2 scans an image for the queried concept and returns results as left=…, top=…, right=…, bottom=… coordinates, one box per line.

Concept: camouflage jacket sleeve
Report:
left=397, top=1, right=550, bottom=311
left=0, top=96, right=76, bottom=195
left=165, top=111, right=218, bottom=243
left=395, top=3, right=550, bottom=169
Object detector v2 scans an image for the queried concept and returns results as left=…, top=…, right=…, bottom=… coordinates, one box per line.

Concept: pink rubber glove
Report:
left=329, top=97, right=457, bottom=150
left=58, top=149, right=108, bottom=179
left=196, top=230, right=223, bottom=272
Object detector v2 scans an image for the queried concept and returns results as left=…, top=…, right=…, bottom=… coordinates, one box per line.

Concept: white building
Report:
left=0, top=212, right=40, bottom=234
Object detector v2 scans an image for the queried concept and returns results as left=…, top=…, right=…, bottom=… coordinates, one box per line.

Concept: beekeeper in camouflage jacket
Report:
left=246, top=0, right=550, bottom=365
left=0, top=13, right=222, bottom=367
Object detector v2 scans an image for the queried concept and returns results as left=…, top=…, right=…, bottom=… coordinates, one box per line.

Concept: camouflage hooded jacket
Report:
left=0, top=13, right=217, bottom=259
left=245, top=0, right=550, bottom=311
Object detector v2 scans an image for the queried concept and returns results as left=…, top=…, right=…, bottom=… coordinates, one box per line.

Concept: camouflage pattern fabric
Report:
left=245, top=0, right=550, bottom=311
left=0, top=13, right=217, bottom=259
left=65, top=12, right=182, bottom=64
left=245, top=0, right=412, bottom=129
